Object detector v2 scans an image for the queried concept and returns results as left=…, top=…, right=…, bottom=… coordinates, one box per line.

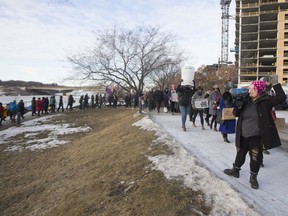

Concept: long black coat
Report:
left=234, top=83, right=286, bottom=150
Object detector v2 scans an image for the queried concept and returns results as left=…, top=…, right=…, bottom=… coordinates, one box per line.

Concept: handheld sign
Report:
left=181, top=66, right=195, bottom=86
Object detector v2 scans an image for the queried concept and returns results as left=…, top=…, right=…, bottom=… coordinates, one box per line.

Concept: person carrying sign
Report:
left=219, top=89, right=236, bottom=143
left=191, top=86, right=206, bottom=130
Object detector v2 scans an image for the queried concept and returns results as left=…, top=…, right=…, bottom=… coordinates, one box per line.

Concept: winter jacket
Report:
left=234, top=83, right=286, bottom=150
left=9, top=102, right=18, bottom=112
left=36, top=99, right=43, bottom=111
left=177, top=85, right=194, bottom=107
left=191, top=91, right=205, bottom=110
left=18, top=101, right=25, bottom=115
left=163, top=89, right=170, bottom=107
left=219, top=92, right=236, bottom=134
left=154, top=90, right=164, bottom=103
left=209, top=90, right=221, bottom=115
left=170, top=89, right=178, bottom=102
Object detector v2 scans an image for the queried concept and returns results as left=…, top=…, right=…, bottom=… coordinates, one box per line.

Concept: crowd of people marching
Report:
left=0, top=91, right=142, bottom=126
left=0, top=77, right=287, bottom=190
left=142, top=77, right=286, bottom=190
left=142, top=82, right=234, bottom=142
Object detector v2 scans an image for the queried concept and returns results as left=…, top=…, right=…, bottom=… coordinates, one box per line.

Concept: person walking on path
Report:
left=177, top=80, right=195, bottom=131
left=31, top=97, right=36, bottom=116
left=155, top=88, right=164, bottom=113
left=67, top=95, right=74, bottom=111
left=0, top=102, right=5, bottom=125
left=208, top=85, right=221, bottom=131
left=147, top=90, right=154, bottom=111
left=57, top=96, right=64, bottom=112
left=163, top=88, right=170, bottom=113
left=8, top=100, right=18, bottom=123
left=36, top=98, right=42, bottom=116
left=170, top=84, right=178, bottom=115
left=219, top=90, right=236, bottom=143
left=50, top=96, right=56, bottom=113
left=91, top=95, right=95, bottom=109
left=95, top=94, right=99, bottom=108
left=18, top=99, right=25, bottom=119
left=42, top=97, right=48, bottom=114
left=191, top=86, right=206, bottom=130
left=204, top=89, right=212, bottom=126
left=223, top=80, right=286, bottom=189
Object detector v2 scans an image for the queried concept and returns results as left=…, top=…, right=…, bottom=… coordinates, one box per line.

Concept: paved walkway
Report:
left=150, top=110, right=288, bottom=216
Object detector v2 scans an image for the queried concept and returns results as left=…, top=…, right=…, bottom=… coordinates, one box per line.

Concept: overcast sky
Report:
left=0, top=0, right=236, bottom=86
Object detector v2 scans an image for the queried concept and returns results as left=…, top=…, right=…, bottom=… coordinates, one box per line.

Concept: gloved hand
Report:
left=235, top=99, right=244, bottom=110
left=270, top=75, right=278, bottom=85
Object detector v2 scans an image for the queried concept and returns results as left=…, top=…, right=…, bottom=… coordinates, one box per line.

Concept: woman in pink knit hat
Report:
left=223, top=80, right=286, bottom=189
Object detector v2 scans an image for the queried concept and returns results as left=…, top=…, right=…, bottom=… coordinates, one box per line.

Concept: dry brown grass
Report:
left=0, top=108, right=211, bottom=216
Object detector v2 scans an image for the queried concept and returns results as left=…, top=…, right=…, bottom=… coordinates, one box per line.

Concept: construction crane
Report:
left=220, top=0, right=232, bottom=64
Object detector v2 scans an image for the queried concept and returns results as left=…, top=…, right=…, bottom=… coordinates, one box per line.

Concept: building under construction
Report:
left=235, top=0, right=288, bottom=85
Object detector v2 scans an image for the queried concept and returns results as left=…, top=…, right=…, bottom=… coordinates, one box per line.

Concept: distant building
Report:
left=235, top=0, right=288, bottom=85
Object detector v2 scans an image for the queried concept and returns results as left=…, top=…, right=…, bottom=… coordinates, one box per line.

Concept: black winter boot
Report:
left=250, top=173, right=259, bottom=189
left=224, top=164, right=240, bottom=178
left=222, top=133, right=230, bottom=143
left=224, top=138, right=230, bottom=143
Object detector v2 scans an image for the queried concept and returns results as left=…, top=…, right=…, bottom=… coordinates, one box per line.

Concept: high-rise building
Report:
left=235, top=0, right=288, bottom=85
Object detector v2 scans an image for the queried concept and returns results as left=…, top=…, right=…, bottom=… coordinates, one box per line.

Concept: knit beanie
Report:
left=251, top=80, right=266, bottom=94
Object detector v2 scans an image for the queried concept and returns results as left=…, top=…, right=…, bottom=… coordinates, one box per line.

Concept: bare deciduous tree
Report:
left=68, top=25, right=184, bottom=93
left=150, top=62, right=182, bottom=90
left=194, top=64, right=238, bottom=91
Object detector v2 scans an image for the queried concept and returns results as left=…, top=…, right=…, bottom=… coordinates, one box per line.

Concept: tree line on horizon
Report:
left=0, top=80, right=59, bottom=87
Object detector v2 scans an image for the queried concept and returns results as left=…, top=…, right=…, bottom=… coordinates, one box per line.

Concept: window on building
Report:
left=286, top=14, right=288, bottom=20
left=285, top=33, right=288, bottom=39
left=285, top=41, right=288, bottom=46
left=285, top=23, right=288, bottom=30
left=284, top=60, right=288, bottom=66
left=285, top=51, right=288, bottom=57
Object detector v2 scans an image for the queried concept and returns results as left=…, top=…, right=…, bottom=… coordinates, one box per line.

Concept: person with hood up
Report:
left=9, top=100, right=19, bottom=122
left=223, top=80, right=286, bottom=189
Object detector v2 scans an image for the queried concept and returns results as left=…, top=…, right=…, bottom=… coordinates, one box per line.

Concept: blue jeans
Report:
left=179, top=105, right=190, bottom=128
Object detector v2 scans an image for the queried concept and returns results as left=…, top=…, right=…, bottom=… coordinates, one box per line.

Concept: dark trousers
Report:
left=170, top=101, right=177, bottom=113
left=210, top=114, right=217, bottom=128
left=156, top=101, right=162, bottom=113
left=234, top=136, right=262, bottom=174
left=57, top=105, right=64, bottom=112
left=192, top=109, right=204, bottom=125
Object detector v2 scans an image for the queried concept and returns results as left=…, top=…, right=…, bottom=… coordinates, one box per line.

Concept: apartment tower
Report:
left=235, top=0, right=288, bottom=85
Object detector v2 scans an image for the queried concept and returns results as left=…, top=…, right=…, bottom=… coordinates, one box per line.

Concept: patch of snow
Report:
left=0, top=114, right=91, bottom=152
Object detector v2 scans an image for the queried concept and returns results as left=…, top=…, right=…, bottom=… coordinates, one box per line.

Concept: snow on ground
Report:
left=134, top=110, right=288, bottom=216
left=0, top=114, right=91, bottom=152
left=134, top=115, right=260, bottom=216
